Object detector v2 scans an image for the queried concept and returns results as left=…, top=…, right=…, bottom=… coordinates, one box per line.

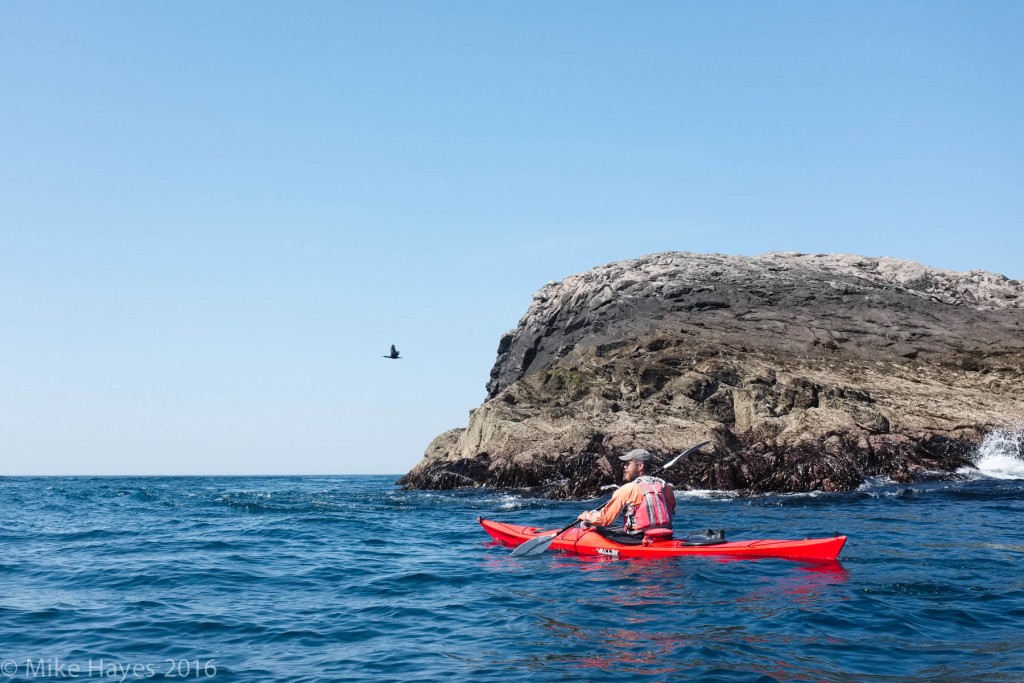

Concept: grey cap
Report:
left=619, top=448, right=653, bottom=463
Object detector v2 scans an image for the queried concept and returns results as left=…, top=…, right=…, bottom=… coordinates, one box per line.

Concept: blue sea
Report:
left=1, top=434, right=1023, bottom=683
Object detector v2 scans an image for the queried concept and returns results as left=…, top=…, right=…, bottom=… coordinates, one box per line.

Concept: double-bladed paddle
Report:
left=508, top=440, right=713, bottom=557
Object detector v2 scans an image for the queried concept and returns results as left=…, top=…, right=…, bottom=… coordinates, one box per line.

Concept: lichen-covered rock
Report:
left=399, top=252, right=1024, bottom=498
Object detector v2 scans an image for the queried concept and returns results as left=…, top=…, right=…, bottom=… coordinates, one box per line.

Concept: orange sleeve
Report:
left=579, top=483, right=638, bottom=527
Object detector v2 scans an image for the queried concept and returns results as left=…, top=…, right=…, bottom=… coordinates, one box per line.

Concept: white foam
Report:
left=779, top=490, right=825, bottom=499
left=494, top=494, right=534, bottom=511
left=960, top=429, right=1024, bottom=480
left=857, top=475, right=899, bottom=491
left=675, top=489, right=739, bottom=501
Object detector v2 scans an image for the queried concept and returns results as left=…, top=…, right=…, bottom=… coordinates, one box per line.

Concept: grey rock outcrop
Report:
left=399, top=252, right=1024, bottom=498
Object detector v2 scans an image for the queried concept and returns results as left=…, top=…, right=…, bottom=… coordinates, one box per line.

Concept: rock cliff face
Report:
left=399, top=252, right=1024, bottom=498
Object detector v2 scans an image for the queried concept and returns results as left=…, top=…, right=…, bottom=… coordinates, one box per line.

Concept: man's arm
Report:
left=578, top=483, right=633, bottom=527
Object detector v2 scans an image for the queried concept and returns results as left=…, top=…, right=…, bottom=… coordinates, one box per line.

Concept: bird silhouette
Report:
left=384, top=344, right=400, bottom=359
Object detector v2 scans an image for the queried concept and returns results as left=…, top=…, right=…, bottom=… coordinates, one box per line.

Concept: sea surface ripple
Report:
left=1, top=466, right=1023, bottom=682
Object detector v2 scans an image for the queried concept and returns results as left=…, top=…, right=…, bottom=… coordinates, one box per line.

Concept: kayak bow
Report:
left=479, top=517, right=846, bottom=562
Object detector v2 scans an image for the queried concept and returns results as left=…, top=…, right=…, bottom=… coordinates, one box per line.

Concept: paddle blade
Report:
left=661, top=440, right=712, bottom=471
left=509, top=533, right=557, bottom=557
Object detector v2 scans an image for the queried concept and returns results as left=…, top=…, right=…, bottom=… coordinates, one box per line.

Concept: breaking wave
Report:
left=960, top=429, right=1024, bottom=480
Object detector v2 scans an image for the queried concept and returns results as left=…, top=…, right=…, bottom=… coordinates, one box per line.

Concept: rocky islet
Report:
left=400, top=252, right=1024, bottom=498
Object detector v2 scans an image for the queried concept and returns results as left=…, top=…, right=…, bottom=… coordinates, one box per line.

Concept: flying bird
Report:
left=384, top=344, right=400, bottom=359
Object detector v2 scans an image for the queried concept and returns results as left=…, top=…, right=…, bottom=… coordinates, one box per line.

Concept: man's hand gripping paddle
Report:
left=508, top=441, right=712, bottom=557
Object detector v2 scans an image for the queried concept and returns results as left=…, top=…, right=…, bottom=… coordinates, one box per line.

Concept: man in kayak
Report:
left=577, top=449, right=675, bottom=542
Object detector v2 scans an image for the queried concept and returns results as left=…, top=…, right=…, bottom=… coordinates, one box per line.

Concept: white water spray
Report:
left=960, top=429, right=1024, bottom=480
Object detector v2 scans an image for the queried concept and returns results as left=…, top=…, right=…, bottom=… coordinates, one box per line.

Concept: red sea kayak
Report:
left=479, top=517, right=846, bottom=562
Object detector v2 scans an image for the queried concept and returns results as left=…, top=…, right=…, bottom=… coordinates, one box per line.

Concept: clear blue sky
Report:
left=2, top=2, right=1021, bottom=475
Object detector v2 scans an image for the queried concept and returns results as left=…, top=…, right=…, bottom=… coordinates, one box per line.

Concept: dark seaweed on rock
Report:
left=399, top=252, right=1024, bottom=498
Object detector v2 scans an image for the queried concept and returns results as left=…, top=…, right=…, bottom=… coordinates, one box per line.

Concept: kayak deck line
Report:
left=478, top=517, right=847, bottom=562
